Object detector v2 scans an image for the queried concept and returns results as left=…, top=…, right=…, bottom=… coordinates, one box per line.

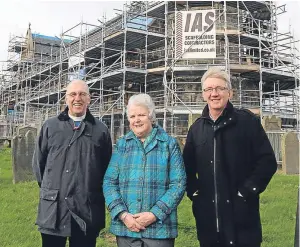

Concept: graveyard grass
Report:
left=0, top=148, right=298, bottom=247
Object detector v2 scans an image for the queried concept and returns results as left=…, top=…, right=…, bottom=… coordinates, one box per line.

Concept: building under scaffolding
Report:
left=0, top=1, right=299, bottom=143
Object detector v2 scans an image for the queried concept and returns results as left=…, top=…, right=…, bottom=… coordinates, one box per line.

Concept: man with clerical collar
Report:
left=32, top=79, right=112, bottom=247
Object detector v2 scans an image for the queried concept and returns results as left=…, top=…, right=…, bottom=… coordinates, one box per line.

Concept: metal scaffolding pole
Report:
left=258, top=20, right=263, bottom=120
left=121, top=3, right=127, bottom=137
left=163, top=1, right=168, bottom=131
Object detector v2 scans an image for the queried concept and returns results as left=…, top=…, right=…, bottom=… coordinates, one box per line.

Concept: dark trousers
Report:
left=200, top=244, right=261, bottom=247
left=41, top=219, right=97, bottom=247
left=116, top=236, right=175, bottom=247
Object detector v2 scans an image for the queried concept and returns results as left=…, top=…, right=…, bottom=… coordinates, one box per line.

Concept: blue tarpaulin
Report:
left=126, top=17, right=153, bottom=30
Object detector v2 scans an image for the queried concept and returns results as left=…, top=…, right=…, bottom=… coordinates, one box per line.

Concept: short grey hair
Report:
left=201, top=67, right=232, bottom=90
left=126, top=93, right=156, bottom=123
left=66, top=79, right=90, bottom=94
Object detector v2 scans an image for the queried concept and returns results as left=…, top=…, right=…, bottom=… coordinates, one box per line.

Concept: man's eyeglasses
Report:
left=203, top=86, right=228, bottom=93
left=67, top=92, right=89, bottom=98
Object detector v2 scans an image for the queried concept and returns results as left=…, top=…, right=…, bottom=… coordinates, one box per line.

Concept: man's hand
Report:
left=132, top=212, right=157, bottom=227
left=121, top=213, right=146, bottom=232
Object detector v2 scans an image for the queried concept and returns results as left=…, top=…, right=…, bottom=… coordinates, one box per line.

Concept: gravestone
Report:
left=3, top=140, right=11, bottom=148
left=262, top=115, right=281, bottom=131
left=0, top=139, right=10, bottom=148
left=281, top=132, right=299, bottom=175
left=12, top=127, right=37, bottom=183
left=18, top=126, right=37, bottom=137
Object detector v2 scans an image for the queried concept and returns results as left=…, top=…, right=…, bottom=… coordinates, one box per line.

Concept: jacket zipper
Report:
left=213, top=126, right=220, bottom=233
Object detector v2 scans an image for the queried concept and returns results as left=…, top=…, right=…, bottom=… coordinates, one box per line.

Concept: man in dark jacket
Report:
left=183, top=68, right=277, bottom=247
left=32, top=79, right=112, bottom=247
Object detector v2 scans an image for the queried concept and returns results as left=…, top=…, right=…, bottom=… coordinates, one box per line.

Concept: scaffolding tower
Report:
left=0, top=1, right=299, bottom=143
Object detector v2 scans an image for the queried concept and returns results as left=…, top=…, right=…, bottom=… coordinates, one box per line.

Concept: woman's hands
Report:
left=133, top=212, right=157, bottom=227
left=120, top=212, right=145, bottom=232
left=120, top=211, right=157, bottom=232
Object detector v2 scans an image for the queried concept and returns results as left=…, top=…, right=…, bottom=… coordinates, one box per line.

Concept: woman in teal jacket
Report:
left=103, top=93, right=186, bottom=247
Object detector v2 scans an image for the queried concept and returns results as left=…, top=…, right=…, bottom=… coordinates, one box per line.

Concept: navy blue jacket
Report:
left=183, top=102, right=277, bottom=246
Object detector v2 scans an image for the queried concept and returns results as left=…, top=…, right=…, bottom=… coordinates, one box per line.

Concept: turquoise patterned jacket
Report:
left=103, top=125, right=186, bottom=239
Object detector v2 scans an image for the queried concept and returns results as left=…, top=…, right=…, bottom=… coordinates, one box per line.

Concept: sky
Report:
left=0, top=0, right=125, bottom=68
left=0, top=0, right=299, bottom=69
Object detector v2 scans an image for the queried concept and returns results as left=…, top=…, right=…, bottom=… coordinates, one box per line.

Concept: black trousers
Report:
left=41, top=219, right=97, bottom=247
left=116, top=236, right=175, bottom=247
left=200, top=244, right=261, bottom=247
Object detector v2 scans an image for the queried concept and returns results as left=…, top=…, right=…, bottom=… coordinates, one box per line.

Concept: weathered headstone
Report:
left=18, top=126, right=37, bottom=137
left=12, top=127, right=37, bottom=183
left=0, top=139, right=10, bottom=148
left=281, top=132, right=299, bottom=175
left=3, top=140, right=11, bottom=148
left=262, top=115, right=281, bottom=131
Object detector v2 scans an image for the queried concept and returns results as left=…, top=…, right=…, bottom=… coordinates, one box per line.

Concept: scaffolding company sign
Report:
left=175, top=10, right=216, bottom=59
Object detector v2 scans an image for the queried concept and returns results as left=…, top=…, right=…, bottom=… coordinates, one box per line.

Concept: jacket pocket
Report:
left=84, top=134, right=101, bottom=149
left=36, top=188, right=59, bottom=230
left=192, top=195, right=216, bottom=234
left=88, top=192, right=105, bottom=230
left=233, top=194, right=259, bottom=227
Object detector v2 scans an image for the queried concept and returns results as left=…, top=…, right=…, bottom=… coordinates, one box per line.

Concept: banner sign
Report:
left=175, top=10, right=216, bottom=59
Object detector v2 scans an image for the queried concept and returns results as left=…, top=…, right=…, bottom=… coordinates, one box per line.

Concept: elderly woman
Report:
left=103, top=93, right=186, bottom=247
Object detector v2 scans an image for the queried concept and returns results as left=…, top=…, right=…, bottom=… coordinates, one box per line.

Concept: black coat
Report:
left=183, top=102, right=277, bottom=246
left=32, top=108, right=112, bottom=237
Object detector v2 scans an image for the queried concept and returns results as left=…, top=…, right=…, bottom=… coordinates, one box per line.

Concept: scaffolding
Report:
left=0, top=1, right=299, bottom=143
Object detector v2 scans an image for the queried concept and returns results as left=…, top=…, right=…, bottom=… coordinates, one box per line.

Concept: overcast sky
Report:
left=0, top=0, right=299, bottom=69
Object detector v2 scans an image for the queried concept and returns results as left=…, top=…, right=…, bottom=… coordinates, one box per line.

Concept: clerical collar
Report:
left=68, top=113, right=86, bottom=121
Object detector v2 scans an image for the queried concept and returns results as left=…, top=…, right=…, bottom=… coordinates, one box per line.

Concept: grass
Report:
left=0, top=148, right=298, bottom=247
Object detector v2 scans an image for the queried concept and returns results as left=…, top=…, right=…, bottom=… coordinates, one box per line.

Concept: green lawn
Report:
left=0, top=148, right=298, bottom=247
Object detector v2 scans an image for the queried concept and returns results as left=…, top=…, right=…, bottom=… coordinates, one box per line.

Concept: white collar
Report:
left=68, top=113, right=86, bottom=121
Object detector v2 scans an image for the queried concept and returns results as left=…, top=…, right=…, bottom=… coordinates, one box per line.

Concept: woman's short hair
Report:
left=201, top=67, right=232, bottom=90
left=126, top=93, right=156, bottom=123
